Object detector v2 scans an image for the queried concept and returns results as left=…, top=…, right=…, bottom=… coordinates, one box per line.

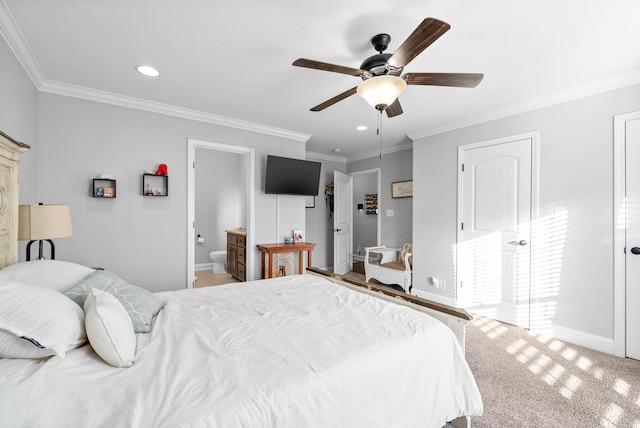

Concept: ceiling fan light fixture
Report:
left=357, top=75, right=406, bottom=111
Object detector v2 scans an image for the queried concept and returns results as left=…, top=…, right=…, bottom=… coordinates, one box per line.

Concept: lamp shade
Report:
left=18, top=204, right=73, bottom=240
left=357, top=75, right=407, bottom=110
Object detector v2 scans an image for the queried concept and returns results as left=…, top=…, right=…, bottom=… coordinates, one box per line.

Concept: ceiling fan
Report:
left=292, top=17, right=483, bottom=118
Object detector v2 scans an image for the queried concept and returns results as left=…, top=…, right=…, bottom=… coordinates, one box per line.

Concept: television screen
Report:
left=265, top=155, right=321, bottom=196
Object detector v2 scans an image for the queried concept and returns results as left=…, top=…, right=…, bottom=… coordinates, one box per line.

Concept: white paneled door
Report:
left=333, top=171, right=352, bottom=275
left=458, top=135, right=534, bottom=328
left=624, top=114, right=640, bottom=360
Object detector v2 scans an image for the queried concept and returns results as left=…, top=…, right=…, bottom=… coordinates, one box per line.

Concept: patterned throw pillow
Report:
left=65, top=270, right=164, bottom=333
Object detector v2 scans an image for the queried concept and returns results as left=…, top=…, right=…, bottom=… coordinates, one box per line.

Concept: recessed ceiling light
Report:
left=136, top=65, right=160, bottom=77
left=355, top=125, right=368, bottom=131
left=332, top=148, right=342, bottom=153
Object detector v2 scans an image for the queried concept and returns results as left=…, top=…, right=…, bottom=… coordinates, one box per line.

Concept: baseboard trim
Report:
left=411, top=288, right=458, bottom=306
left=412, top=289, right=615, bottom=354
left=531, top=324, right=615, bottom=355
left=195, top=263, right=213, bottom=271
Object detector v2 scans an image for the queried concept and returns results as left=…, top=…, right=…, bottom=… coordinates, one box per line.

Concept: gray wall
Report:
left=348, top=149, right=413, bottom=248
left=194, top=148, right=245, bottom=265
left=306, top=150, right=413, bottom=270
left=413, top=83, right=640, bottom=346
left=0, top=36, right=37, bottom=203
left=30, top=92, right=306, bottom=291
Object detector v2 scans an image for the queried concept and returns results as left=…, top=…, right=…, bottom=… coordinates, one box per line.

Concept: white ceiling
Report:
left=2, top=0, right=640, bottom=160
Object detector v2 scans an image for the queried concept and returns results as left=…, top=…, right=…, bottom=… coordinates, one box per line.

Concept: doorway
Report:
left=613, top=110, right=640, bottom=359
left=187, top=138, right=255, bottom=288
left=457, top=132, right=539, bottom=329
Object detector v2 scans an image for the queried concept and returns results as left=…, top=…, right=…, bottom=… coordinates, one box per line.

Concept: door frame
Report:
left=613, top=110, right=640, bottom=357
left=456, top=131, right=540, bottom=319
left=187, top=138, right=256, bottom=288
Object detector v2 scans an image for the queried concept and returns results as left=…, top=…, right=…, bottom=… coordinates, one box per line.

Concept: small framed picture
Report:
left=293, top=229, right=303, bottom=243
left=305, top=196, right=315, bottom=208
left=391, top=180, right=413, bottom=198
left=103, top=187, right=115, bottom=198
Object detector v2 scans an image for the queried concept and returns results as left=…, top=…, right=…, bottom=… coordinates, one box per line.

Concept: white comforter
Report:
left=0, top=274, right=482, bottom=427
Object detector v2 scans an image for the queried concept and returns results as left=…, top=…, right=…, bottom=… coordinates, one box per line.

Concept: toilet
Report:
left=209, top=251, right=227, bottom=274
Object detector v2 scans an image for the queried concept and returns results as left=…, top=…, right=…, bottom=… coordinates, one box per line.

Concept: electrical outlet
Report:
left=428, top=277, right=447, bottom=289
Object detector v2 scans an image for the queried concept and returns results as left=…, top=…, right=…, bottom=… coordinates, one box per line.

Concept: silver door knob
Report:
left=509, top=240, right=527, bottom=246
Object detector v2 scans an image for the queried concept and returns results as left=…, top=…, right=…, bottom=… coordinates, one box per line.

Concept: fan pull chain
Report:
left=377, top=110, right=383, bottom=159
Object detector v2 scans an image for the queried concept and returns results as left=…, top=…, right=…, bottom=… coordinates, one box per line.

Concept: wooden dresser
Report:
left=226, top=228, right=246, bottom=281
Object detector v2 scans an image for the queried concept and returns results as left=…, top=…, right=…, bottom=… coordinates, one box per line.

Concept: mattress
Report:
left=0, top=274, right=482, bottom=427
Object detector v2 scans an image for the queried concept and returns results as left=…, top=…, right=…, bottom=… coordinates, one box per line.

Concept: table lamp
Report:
left=18, top=203, right=73, bottom=261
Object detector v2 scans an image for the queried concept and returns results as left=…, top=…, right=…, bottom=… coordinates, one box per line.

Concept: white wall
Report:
left=413, top=83, right=640, bottom=346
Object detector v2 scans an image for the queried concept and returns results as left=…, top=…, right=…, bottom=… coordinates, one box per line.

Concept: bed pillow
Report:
left=84, top=288, right=135, bottom=368
left=0, top=260, right=94, bottom=292
left=0, top=280, right=86, bottom=359
left=64, top=270, right=164, bottom=333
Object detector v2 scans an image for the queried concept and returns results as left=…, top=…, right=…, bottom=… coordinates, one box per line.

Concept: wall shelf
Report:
left=93, top=178, right=116, bottom=198
left=142, top=174, right=168, bottom=196
left=365, top=193, right=378, bottom=214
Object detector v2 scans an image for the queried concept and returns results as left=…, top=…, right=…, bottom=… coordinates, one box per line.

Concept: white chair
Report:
left=364, top=243, right=412, bottom=293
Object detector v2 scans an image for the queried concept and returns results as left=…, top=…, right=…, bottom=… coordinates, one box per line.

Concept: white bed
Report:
left=0, top=269, right=482, bottom=428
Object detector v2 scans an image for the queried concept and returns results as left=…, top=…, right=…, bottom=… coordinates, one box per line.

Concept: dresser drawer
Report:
left=237, top=247, right=245, bottom=263
left=236, top=263, right=246, bottom=281
left=238, top=236, right=246, bottom=246
left=227, top=233, right=238, bottom=245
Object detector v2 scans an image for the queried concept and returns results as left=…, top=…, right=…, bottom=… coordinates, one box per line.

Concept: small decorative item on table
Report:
left=293, top=229, right=303, bottom=243
left=284, top=237, right=294, bottom=245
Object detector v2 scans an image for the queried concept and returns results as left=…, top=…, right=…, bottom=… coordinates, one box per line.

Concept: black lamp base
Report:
left=25, top=239, right=55, bottom=261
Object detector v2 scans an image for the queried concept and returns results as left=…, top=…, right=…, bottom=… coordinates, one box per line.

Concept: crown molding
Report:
left=3, top=0, right=639, bottom=147
left=0, top=0, right=45, bottom=87
left=39, top=80, right=311, bottom=142
left=306, top=151, right=347, bottom=163
left=307, top=141, right=413, bottom=164
left=346, top=140, right=413, bottom=163
left=0, top=1, right=310, bottom=143
left=409, top=69, right=640, bottom=140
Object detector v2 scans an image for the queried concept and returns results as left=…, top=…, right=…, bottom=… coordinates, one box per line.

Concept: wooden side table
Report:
left=256, top=242, right=316, bottom=279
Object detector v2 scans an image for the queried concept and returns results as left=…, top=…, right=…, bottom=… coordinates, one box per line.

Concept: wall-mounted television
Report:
left=265, top=155, right=321, bottom=196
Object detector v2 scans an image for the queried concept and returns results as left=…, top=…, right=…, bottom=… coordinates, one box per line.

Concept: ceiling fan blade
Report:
left=385, top=99, right=403, bottom=118
left=388, top=18, right=450, bottom=69
left=310, top=87, right=358, bottom=112
left=293, top=58, right=363, bottom=76
left=405, top=72, right=484, bottom=88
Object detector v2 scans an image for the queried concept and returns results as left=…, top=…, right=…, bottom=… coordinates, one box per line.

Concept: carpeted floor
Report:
left=466, top=315, right=640, bottom=427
